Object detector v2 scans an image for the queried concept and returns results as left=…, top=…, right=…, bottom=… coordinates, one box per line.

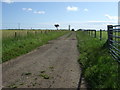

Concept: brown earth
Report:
left=2, top=32, right=87, bottom=89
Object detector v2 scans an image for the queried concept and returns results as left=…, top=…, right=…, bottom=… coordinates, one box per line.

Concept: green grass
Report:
left=76, top=31, right=119, bottom=88
left=2, top=31, right=68, bottom=62
left=96, top=31, right=108, bottom=40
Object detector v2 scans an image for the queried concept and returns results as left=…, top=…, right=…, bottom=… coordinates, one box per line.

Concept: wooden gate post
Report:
left=100, top=29, right=102, bottom=40
left=107, top=25, right=113, bottom=46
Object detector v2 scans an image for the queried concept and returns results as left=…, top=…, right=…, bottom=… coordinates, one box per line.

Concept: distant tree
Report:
left=54, top=24, right=59, bottom=30
left=78, top=29, right=83, bottom=31
left=71, top=29, right=75, bottom=31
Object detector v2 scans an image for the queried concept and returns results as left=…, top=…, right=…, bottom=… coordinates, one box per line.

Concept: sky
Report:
left=1, top=0, right=119, bottom=30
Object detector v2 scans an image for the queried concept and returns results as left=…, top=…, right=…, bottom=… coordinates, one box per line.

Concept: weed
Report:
left=40, top=70, right=45, bottom=73
left=8, top=84, right=18, bottom=88
left=19, top=83, right=24, bottom=85
left=31, top=82, right=37, bottom=86
left=49, top=66, right=54, bottom=69
left=34, top=78, right=37, bottom=80
left=39, top=74, right=49, bottom=79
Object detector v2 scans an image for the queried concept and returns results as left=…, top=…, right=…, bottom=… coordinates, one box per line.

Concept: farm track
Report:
left=2, top=32, right=86, bottom=89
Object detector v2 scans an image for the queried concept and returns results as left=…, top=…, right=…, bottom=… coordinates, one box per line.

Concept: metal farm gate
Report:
left=107, top=25, right=120, bottom=63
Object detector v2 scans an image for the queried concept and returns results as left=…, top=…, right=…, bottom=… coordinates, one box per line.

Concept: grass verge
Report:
left=76, top=31, right=119, bottom=88
left=2, top=31, right=68, bottom=62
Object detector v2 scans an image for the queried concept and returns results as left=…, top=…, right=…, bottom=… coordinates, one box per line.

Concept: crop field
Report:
left=2, top=30, right=28, bottom=39
left=2, top=30, right=69, bottom=62
left=2, top=30, right=58, bottom=40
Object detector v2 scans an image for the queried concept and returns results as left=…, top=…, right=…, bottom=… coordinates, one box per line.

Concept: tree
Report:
left=54, top=24, right=59, bottom=30
left=71, top=29, right=75, bottom=31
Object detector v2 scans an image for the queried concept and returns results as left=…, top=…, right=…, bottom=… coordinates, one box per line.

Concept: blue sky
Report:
left=2, top=1, right=118, bottom=30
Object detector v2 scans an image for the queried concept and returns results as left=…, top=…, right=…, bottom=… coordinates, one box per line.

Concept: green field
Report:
left=96, top=31, right=108, bottom=40
left=76, top=31, right=119, bottom=88
left=2, top=30, right=68, bottom=62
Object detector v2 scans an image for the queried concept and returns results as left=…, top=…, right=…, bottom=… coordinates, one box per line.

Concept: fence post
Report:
left=107, top=25, right=113, bottom=47
left=27, top=31, right=29, bottom=36
left=94, top=30, right=96, bottom=38
left=15, top=31, right=17, bottom=38
left=35, top=31, right=37, bottom=35
left=100, top=29, right=102, bottom=40
left=89, top=30, right=90, bottom=36
left=91, top=30, right=92, bottom=37
left=87, top=30, right=88, bottom=35
left=92, top=30, right=94, bottom=37
left=45, top=30, right=47, bottom=34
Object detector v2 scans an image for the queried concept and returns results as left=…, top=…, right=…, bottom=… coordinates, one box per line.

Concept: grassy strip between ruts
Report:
left=2, top=31, right=68, bottom=62
left=76, top=31, right=119, bottom=88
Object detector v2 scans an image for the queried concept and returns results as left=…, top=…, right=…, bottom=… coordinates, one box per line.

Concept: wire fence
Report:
left=2, top=29, right=67, bottom=40
left=83, top=29, right=105, bottom=40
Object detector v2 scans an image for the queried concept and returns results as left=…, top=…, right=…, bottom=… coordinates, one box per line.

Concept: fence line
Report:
left=80, top=25, right=120, bottom=63
left=2, top=30, right=66, bottom=39
left=84, top=30, right=103, bottom=39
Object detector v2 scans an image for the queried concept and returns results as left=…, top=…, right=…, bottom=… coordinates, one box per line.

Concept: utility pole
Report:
left=68, top=25, right=70, bottom=30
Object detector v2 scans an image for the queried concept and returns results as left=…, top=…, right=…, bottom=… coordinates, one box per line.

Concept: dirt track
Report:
left=2, top=32, right=85, bottom=88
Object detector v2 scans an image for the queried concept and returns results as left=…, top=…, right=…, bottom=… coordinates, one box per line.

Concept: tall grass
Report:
left=76, top=31, right=119, bottom=88
left=2, top=30, right=68, bottom=62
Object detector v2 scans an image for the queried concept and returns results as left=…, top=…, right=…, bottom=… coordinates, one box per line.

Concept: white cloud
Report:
left=22, top=8, right=32, bottom=12
left=105, top=14, right=118, bottom=20
left=33, top=11, right=45, bottom=14
left=84, top=8, right=88, bottom=12
left=66, top=6, right=78, bottom=11
left=22, top=8, right=45, bottom=14
left=22, top=8, right=27, bottom=11
left=27, top=8, right=32, bottom=11
left=2, top=0, right=14, bottom=4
